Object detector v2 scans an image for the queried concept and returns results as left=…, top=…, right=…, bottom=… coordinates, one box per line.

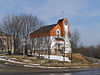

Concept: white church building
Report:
left=30, top=18, right=72, bottom=54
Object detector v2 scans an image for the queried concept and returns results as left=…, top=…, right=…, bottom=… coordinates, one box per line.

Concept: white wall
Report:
left=31, top=35, right=72, bottom=53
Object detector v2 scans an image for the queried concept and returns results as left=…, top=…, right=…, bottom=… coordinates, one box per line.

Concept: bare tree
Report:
left=2, top=15, right=21, bottom=53
left=2, top=14, right=43, bottom=54
left=19, top=14, right=44, bottom=54
left=70, top=29, right=80, bottom=52
left=31, top=30, right=45, bottom=58
left=31, top=34, right=55, bottom=59
left=44, top=32, right=56, bottom=59
left=45, top=36, right=52, bottom=59
left=31, top=38, right=37, bottom=55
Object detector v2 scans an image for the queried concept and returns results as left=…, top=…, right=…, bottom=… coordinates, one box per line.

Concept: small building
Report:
left=0, top=31, right=14, bottom=54
left=30, top=18, right=72, bottom=54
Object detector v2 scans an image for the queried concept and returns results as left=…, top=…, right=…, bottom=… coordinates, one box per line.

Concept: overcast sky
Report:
left=0, top=0, right=100, bottom=46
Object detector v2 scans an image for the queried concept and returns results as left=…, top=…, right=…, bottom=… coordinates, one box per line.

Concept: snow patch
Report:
left=24, top=60, right=31, bottom=62
left=40, top=55, right=71, bottom=62
left=0, top=56, right=6, bottom=57
left=10, top=58, right=17, bottom=60
left=0, top=57, right=40, bottom=66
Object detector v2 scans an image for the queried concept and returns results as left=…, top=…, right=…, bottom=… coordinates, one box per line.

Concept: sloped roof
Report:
left=31, top=24, right=57, bottom=35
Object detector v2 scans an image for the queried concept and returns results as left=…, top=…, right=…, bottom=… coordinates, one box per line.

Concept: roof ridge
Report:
left=41, top=24, right=57, bottom=28
left=30, top=24, right=57, bottom=35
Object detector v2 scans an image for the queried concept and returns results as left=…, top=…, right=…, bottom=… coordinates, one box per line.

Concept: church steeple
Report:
left=58, top=18, right=70, bottom=38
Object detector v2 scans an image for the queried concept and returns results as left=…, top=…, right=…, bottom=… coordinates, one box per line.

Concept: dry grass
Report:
left=1, top=53, right=100, bottom=68
left=67, top=53, right=92, bottom=64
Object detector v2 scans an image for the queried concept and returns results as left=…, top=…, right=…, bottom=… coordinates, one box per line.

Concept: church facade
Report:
left=30, top=18, right=72, bottom=54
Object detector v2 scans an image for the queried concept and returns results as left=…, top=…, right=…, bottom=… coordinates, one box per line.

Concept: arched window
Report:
left=64, top=21, right=67, bottom=25
left=56, top=29, right=60, bottom=38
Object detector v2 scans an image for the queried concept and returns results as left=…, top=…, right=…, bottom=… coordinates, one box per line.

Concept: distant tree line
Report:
left=70, top=29, right=100, bottom=59
left=76, top=45, right=100, bottom=59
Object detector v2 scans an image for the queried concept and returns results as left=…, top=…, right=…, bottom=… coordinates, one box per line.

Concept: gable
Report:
left=50, top=24, right=62, bottom=36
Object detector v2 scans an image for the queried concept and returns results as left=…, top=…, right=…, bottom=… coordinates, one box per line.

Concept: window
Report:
left=56, top=29, right=60, bottom=38
left=64, top=21, right=67, bottom=25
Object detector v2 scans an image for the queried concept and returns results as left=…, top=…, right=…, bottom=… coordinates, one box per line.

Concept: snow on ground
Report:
left=40, top=55, right=71, bottom=62
left=0, top=58, right=24, bottom=64
left=0, top=55, right=71, bottom=68
left=0, top=57, right=40, bottom=66
left=0, top=56, right=6, bottom=57
left=24, top=59, right=31, bottom=62
left=0, top=55, right=71, bottom=67
left=10, top=58, right=17, bottom=60
left=0, top=55, right=71, bottom=62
